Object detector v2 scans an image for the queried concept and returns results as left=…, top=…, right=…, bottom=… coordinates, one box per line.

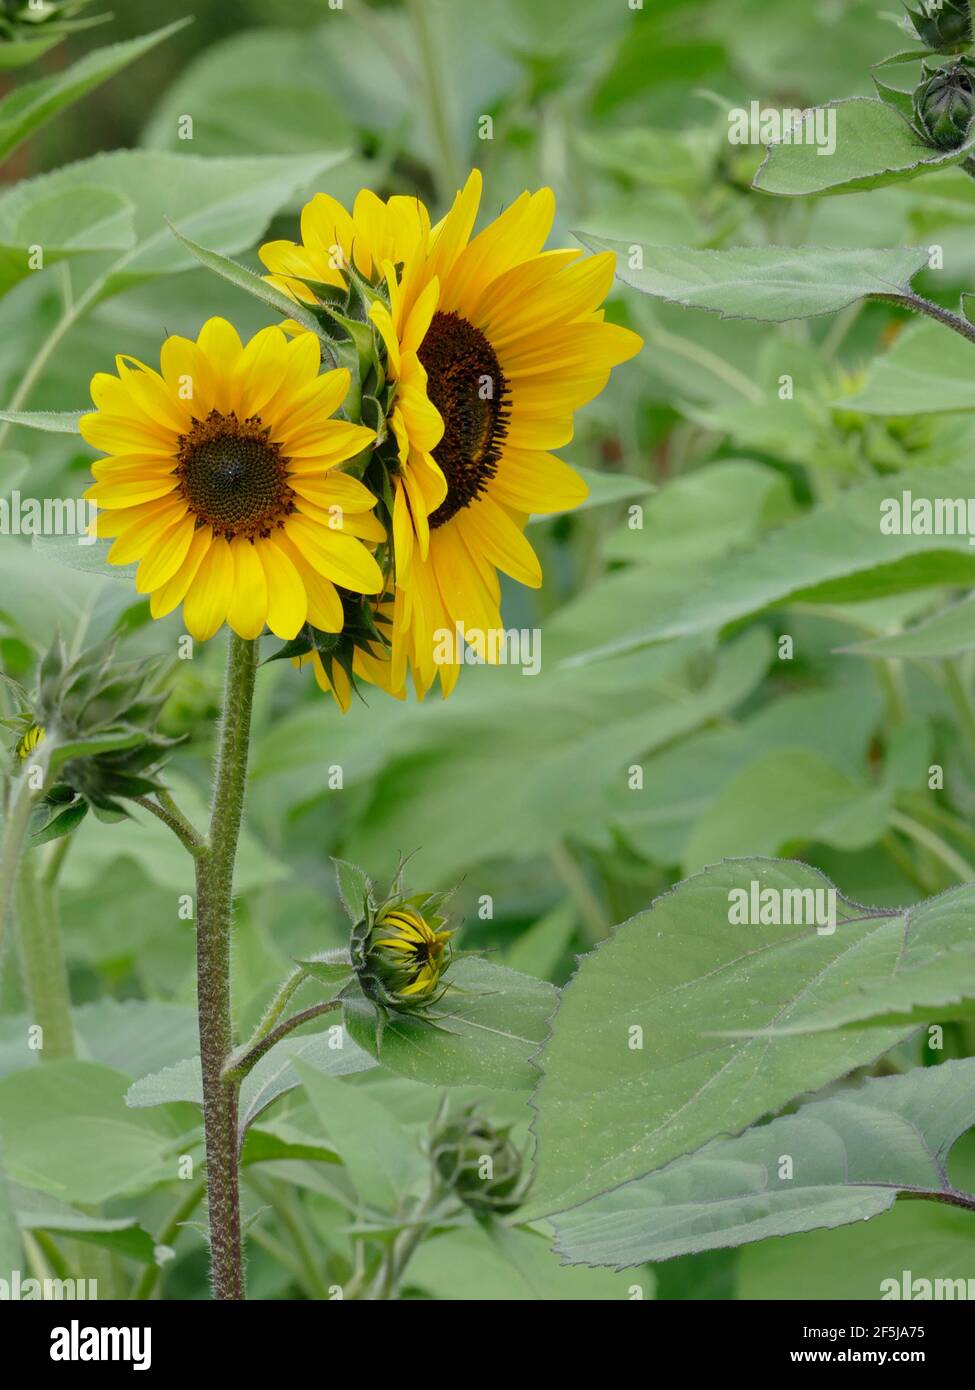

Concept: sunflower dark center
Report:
left=176, top=410, right=295, bottom=541
left=417, top=310, right=509, bottom=528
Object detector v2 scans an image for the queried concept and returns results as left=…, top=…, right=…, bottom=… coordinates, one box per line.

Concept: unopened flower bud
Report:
left=907, top=0, right=972, bottom=53
left=433, top=1105, right=526, bottom=1215
left=914, top=62, right=975, bottom=147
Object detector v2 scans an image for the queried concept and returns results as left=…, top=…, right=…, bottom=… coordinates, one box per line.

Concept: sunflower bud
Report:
left=914, top=61, right=975, bottom=147
left=355, top=902, right=453, bottom=1011
left=907, top=0, right=972, bottom=52
left=16, top=637, right=180, bottom=837
left=432, top=1105, right=526, bottom=1216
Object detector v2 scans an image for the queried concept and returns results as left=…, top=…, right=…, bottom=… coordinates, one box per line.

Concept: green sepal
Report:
left=332, top=857, right=374, bottom=922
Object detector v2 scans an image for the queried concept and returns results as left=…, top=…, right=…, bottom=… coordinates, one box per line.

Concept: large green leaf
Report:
left=550, top=1061, right=975, bottom=1267
left=841, top=320, right=975, bottom=415
left=578, top=234, right=928, bottom=321
left=567, top=459, right=975, bottom=666
left=0, top=20, right=188, bottom=167
left=0, top=147, right=346, bottom=302
left=683, top=747, right=892, bottom=872
left=294, top=1061, right=425, bottom=1210
left=346, top=631, right=771, bottom=883
left=0, top=183, right=133, bottom=296
left=726, top=881, right=975, bottom=1037
left=12, top=1184, right=156, bottom=1263
left=0, top=1062, right=188, bottom=1205
left=739, top=1193, right=975, bottom=1299
left=523, top=859, right=916, bottom=1220
left=408, top=1223, right=646, bottom=1301
left=753, top=98, right=975, bottom=196
left=844, top=592, right=975, bottom=659
left=345, top=957, right=558, bottom=1091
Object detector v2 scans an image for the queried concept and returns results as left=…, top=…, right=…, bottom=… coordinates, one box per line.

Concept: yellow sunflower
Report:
left=81, top=318, right=384, bottom=644
left=261, top=170, right=642, bottom=698
left=258, top=188, right=429, bottom=314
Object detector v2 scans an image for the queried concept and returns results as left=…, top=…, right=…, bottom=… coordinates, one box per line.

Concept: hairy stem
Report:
left=16, top=851, right=75, bottom=1060
left=133, top=792, right=206, bottom=857
left=196, top=633, right=259, bottom=1301
left=224, top=999, right=342, bottom=1084
left=869, top=290, right=975, bottom=347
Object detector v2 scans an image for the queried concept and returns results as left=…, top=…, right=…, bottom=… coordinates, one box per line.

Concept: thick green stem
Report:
left=16, top=851, right=75, bottom=1060
left=196, top=633, right=259, bottom=1301
left=0, top=756, right=46, bottom=963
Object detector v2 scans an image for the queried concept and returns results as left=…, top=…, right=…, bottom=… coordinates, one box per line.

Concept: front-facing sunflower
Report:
left=260, top=170, right=643, bottom=698
left=81, top=318, right=384, bottom=643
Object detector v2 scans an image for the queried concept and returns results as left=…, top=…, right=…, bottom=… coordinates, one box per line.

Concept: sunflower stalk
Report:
left=195, top=632, right=259, bottom=1301
left=15, top=846, right=74, bottom=1060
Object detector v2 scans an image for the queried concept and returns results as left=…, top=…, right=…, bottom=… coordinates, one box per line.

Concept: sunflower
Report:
left=81, top=318, right=384, bottom=643
left=258, top=188, right=429, bottom=315
left=363, top=903, right=453, bottom=1005
left=261, top=170, right=642, bottom=698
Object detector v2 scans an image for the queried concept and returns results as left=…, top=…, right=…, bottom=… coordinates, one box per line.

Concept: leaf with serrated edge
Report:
left=523, top=858, right=917, bottom=1221
left=551, top=1061, right=975, bottom=1267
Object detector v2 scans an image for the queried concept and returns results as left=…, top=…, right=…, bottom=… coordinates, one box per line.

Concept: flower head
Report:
left=356, top=901, right=453, bottom=1009
left=81, top=318, right=383, bottom=643
left=906, top=0, right=972, bottom=53
left=432, top=1103, right=526, bottom=1215
left=914, top=60, right=975, bottom=148
left=260, top=171, right=643, bottom=699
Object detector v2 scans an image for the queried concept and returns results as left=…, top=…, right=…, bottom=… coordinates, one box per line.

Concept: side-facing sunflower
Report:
left=81, top=318, right=384, bottom=643
left=261, top=171, right=642, bottom=698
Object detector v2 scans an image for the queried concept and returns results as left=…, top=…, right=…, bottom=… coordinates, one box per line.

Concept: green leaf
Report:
left=840, top=320, right=975, bottom=415
left=0, top=147, right=348, bottom=302
left=551, top=1061, right=975, bottom=1267
left=126, top=1028, right=376, bottom=1139
left=844, top=593, right=975, bottom=658
left=332, top=857, right=372, bottom=922
left=31, top=534, right=133, bottom=579
left=347, top=632, right=770, bottom=884
left=523, top=859, right=915, bottom=1221
left=726, top=879, right=975, bottom=1037
left=577, top=233, right=928, bottom=322
left=739, top=1192, right=975, bottom=1299
left=0, top=1062, right=188, bottom=1205
left=0, top=183, right=134, bottom=296
left=294, top=952, right=354, bottom=992
left=0, top=409, right=83, bottom=433
left=240, top=1120, right=339, bottom=1168
left=13, top=1184, right=156, bottom=1263
left=163, top=221, right=327, bottom=339
left=0, top=20, right=189, bottom=166
left=753, top=97, right=975, bottom=196
left=683, top=747, right=892, bottom=873
left=409, top=1222, right=648, bottom=1301
left=294, top=1062, right=425, bottom=1209
left=566, top=459, right=975, bottom=666
left=28, top=797, right=87, bottom=847
left=344, top=957, right=558, bottom=1090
